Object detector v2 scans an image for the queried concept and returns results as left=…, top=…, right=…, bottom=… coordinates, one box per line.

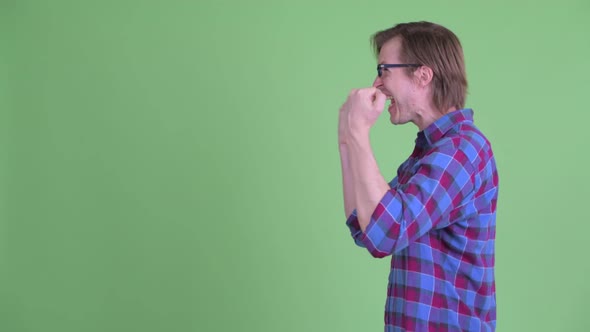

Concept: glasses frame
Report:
left=377, top=63, right=422, bottom=77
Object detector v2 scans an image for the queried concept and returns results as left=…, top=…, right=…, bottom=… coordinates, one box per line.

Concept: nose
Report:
left=372, top=76, right=382, bottom=88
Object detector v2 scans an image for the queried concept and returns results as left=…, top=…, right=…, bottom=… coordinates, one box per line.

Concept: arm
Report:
left=339, top=87, right=390, bottom=248
left=340, top=142, right=367, bottom=249
left=347, top=133, right=389, bottom=232
left=339, top=143, right=356, bottom=218
left=338, top=87, right=388, bottom=225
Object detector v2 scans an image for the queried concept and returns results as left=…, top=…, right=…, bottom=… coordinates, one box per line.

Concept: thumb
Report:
left=372, top=89, right=387, bottom=109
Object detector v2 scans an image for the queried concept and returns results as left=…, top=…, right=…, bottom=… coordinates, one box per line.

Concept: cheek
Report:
left=388, top=78, right=405, bottom=93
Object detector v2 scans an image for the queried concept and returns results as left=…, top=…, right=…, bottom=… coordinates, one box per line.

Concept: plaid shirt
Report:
left=346, top=109, right=498, bottom=332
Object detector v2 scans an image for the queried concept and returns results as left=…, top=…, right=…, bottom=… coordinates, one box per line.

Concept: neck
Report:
left=413, top=105, right=458, bottom=131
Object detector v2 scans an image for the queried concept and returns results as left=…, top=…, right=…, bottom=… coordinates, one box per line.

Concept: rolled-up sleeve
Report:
left=345, top=177, right=399, bottom=250
left=348, top=142, right=476, bottom=258
left=346, top=209, right=366, bottom=248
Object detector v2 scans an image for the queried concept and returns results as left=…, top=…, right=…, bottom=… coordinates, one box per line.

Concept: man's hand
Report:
left=340, top=88, right=387, bottom=142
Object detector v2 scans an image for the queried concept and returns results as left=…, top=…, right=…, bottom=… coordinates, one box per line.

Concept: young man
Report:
left=339, top=22, right=499, bottom=331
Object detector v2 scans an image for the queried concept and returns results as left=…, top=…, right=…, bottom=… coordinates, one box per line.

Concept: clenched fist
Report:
left=338, top=87, right=387, bottom=145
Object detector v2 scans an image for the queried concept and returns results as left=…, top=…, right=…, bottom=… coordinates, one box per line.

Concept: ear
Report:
left=414, top=66, right=434, bottom=88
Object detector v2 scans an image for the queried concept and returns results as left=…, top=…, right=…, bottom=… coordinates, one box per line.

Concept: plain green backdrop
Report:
left=2, top=1, right=590, bottom=331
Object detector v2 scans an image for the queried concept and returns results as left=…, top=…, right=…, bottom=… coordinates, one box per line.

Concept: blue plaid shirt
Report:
left=346, top=109, right=499, bottom=331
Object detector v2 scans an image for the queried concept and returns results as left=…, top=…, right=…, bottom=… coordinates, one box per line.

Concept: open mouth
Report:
left=387, top=95, right=396, bottom=107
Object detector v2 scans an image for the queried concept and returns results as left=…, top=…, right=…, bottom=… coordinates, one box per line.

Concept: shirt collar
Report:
left=417, top=108, right=474, bottom=146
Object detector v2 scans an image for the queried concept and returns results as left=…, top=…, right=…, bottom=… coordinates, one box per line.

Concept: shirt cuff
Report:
left=345, top=209, right=366, bottom=248
left=362, top=189, right=402, bottom=257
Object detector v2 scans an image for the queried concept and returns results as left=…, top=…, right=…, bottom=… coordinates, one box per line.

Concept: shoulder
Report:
left=432, top=122, right=493, bottom=165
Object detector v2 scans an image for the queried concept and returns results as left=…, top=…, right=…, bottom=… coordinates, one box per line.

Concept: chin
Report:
left=390, top=116, right=409, bottom=125
left=389, top=114, right=401, bottom=125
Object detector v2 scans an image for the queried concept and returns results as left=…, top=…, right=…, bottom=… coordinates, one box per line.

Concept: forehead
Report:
left=378, top=37, right=402, bottom=63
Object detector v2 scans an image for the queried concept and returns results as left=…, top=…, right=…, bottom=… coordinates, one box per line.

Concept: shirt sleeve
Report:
left=345, top=177, right=400, bottom=249
left=357, top=142, right=476, bottom=258
left=345, top=209, right=365, bottom=248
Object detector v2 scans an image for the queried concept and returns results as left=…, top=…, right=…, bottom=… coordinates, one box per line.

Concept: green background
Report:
left=2, top=1, right=589, bottom=331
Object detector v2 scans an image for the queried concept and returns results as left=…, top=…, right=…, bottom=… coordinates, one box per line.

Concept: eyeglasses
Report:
left=377, top=64, right=421, bottom=77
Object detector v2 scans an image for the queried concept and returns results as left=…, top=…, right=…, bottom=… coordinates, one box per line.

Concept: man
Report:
left=339, top=21, right=498, bottom=331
